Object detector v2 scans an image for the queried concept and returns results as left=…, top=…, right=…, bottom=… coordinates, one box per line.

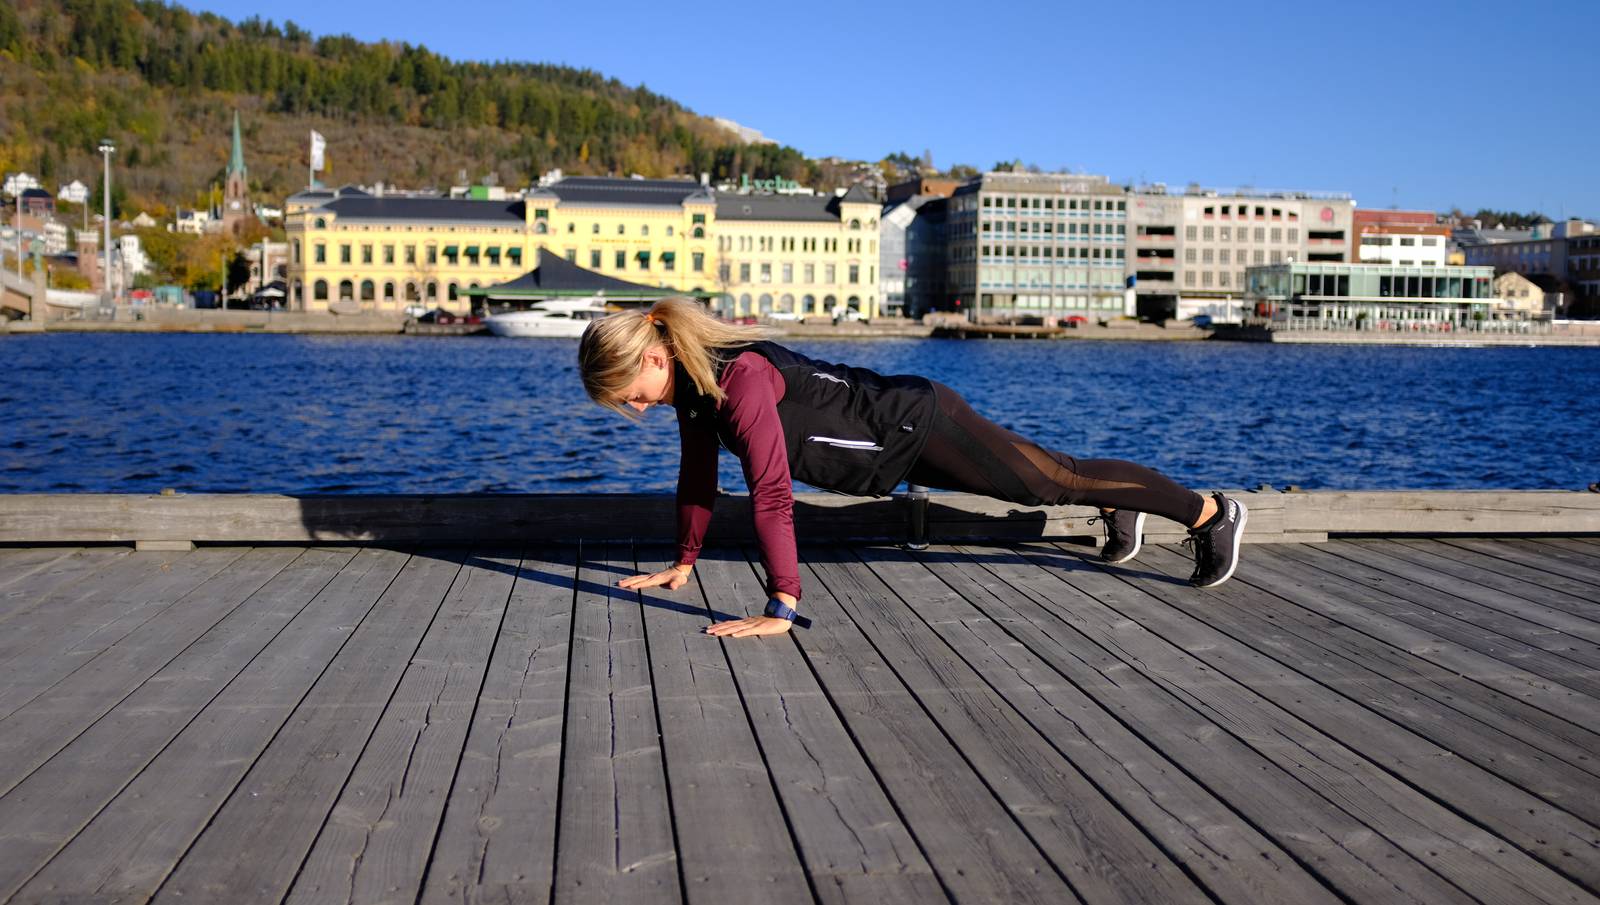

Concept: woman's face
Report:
left=618, top=343, right=674, bottom=412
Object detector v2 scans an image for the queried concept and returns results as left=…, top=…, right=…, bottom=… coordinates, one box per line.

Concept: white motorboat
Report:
left=485, top=297, right=611, bottom=338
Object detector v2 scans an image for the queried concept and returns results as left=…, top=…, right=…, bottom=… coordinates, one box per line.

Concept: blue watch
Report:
left=763, top=597, right=812, bottom=629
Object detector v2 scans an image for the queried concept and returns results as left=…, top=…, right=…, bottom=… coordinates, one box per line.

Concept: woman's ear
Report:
left=644, top=345, right=669, bottom=371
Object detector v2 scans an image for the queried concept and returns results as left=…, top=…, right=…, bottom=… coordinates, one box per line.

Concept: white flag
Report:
left=309, top=131, right=326, bottom=172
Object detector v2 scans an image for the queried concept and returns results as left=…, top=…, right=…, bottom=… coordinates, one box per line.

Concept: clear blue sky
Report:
left=186, top=0, right=1598, bottom=218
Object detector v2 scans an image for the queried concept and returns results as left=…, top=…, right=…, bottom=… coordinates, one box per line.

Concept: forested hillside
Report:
left=0, top=0, right=821, bottom=214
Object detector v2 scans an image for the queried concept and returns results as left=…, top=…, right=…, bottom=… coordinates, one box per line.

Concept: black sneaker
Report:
left=1091, top=509, right=1146, bottom=564
left=1185, top=493, right=1248, bottom=587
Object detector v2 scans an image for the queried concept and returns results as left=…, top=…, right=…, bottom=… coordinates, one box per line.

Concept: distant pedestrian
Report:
left=578, top=297, right=1247, bottom=638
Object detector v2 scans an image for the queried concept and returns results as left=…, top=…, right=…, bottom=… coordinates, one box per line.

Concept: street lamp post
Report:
left=97, top=139, right=115, bottom=316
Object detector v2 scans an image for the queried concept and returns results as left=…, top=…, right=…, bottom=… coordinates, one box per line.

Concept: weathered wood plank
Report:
left=550, top=542, right=681, bottom=904
left=418, top=545, right=577, bottom=905
left=10, top=546, right=417, bottom=902
left=0, top=547, right=357, bottom=901
left=1281, top=491, right=1600, bottom=534
left=786, top=553, right=1078, bottom=904
left=628, top=545, right=814, bottom=905
left=1441, top=539, right=1600, bottom=599
left=918, top=543, right=1462, bottom=904
left=1133, top=543, right=1600, bottom=825
left=1157, top=543, right=1600, bottom=782
left=286, top=548, right=521, bottom=905
left=691, top=548, right=944, bottom=905
left=1276, top=543, right=1600, bottom=696
left=0, top=547, right=248, bottom=714
left=808, top=546, right=1210, bottom=905
left=1376, top=539, right=1600, bottom=632
left=1244, top=544, right=1600, bottom=730
left=0, top=547, right=78, bottom=596
left=0, top=547, right=128, bottom=623
left=981, top=541, right=1600, bottom=903
left=852, top=543, right=1344, bottom=905
left=0, top=546, right=302, bottom=796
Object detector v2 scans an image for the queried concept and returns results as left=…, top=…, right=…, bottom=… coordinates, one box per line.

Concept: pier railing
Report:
left=2, top=489, right=1595, bottom=551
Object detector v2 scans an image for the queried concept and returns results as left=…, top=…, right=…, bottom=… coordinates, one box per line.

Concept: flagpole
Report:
left=308, top=131, right=313, bottom=191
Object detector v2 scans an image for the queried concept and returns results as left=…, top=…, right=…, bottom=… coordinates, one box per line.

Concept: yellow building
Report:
left=285, top=176, right=879, bottom=318
left=713, top=184, right=882, bottom=320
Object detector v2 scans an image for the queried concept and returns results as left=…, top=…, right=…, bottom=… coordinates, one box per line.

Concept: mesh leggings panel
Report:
left=904, top=382, right=1206, bottom=527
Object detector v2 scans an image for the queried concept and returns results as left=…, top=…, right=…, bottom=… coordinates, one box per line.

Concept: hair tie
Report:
left=643, top=312, right=660, bottom=326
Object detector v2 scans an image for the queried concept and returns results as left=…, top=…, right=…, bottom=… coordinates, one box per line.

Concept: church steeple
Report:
left=222, top=110, right=250, bottom=233
left=228, top=110, right=247, bottom=177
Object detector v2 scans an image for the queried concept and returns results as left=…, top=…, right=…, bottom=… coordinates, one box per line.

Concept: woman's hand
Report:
left=706, top=616, right=794, bottom=638
left=618, top=564, right=692, bottom=592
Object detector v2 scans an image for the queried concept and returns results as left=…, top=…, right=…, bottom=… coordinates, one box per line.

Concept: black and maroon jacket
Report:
left=671, top=341, right=935, bottom=599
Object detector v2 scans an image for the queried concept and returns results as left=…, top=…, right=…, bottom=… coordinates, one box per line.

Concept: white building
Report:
left=172, top=208, right=213, bottom=235
left=130, top=211, right=156, bottom=228
left=117, top=234, right=151, bottom=277
left=3, top=172, right=41, bottom=197
left=57, top=180, right=90, bottom=204
left=43, top=220, right=70, bottom=256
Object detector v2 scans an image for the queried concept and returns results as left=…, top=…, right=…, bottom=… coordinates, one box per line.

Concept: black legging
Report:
left=904, top=382, right=1206, bottom=527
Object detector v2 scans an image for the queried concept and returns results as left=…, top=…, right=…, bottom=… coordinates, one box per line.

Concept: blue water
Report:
left=2, top=334, right=1596, bottom=494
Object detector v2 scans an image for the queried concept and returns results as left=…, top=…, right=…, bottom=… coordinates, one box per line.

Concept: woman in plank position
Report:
left=578, top=297, right=1247, bottom=638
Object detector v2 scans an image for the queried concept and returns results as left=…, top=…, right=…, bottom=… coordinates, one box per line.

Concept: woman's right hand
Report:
left=618, top=564, right=692, bottom=592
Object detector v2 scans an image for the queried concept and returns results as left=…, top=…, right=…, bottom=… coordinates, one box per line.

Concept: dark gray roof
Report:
left=322, top=196, right=524, bottom=223
left=714, top=192, right=837, bottom=222
left=20, top=188, right=50, bottom=200
left=466, top=249, right=679, bottom=298
left=838, top=183, right=876, bottom=204
left=545, top=177, right=712, bottom=207
left=288, top=185, right=372, bottom=203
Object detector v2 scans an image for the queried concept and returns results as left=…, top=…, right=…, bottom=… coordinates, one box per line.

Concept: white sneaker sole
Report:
left=1195, top=500, right=1248, bottom=588
left=1104, top=512, right=1147, bottom=564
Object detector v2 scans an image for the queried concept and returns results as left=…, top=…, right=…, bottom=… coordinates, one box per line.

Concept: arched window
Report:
left=534, top=221, right=548, bottom=235
left=406, top=282, right=420, bottom=302
left=801, top=293, right=816, bottom=314
left=779, top=293, right=795, bottom=313
left=360, top=280, right=375, bottom=301
left=383, top=282, right=395, bottom=301
left=641, top=225, right=649, bottom=237
left=849, top=219, right=861, bottom=230
left=426, top=281, right=438, bottom=300
left=739, top=293, right=752, bottom=316
left=758, top=293, right=774, bottom=314
left=314, top=280, right=328, bottom=301
left=666, top=226, right=674, bottom=237
left=823, top=294, right=838, bottom=309
left=313, top=217, right=326, bottom=229
left=448, top=283, right=459, bottom=301
left=338, top=280, right=354, bottom=301
left=692, top=226, right=705, bottom=239
left=292, top=281, right=303, bottom=304
left=847, top=295, right=861, bottom=311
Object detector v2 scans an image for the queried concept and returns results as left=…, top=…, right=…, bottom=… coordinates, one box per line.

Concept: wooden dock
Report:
left=2, top=530, right=1599, bottom=904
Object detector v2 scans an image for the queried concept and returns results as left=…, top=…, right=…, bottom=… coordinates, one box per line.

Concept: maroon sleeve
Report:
left=717, top=354, right=801, bottom=600
left=675, top=408, right=718, bottom=568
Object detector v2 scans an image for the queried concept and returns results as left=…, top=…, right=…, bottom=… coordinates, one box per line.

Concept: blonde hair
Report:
left=578, top=296, right=773, bottom=417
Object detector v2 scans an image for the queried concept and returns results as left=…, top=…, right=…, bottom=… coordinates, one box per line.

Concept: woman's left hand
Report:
left=705, top=615, right=794, bottom=638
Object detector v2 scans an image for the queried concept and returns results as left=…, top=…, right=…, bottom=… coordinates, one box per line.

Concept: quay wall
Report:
left=1215, top=324, right=1600, bottom=347
left=2, top=489, right=1596, bottom=550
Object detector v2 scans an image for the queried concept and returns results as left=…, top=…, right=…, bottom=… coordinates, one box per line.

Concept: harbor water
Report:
left=3, top=334, right=1597, bottom=495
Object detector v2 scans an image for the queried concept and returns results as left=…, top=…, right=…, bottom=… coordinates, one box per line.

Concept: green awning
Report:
left=443, top=245, right=458, bottom=256
left=486, top=247, right=501, bottom=260
left=464, top=245, right=479, bottom=256
left=661, top=251, right=676, bottom=262
left=636, top=250, right=650, bottom=260
left=508, top=247, right=522, bottom=261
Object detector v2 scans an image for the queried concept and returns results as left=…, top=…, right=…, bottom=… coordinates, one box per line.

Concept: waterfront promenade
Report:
left=0, top=490, right=1597, bottom=904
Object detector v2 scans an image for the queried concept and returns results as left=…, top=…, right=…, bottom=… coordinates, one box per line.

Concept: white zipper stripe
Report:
left=806, top=435, right=883, bottom=451
left=810, top=372, right=849, bottom=386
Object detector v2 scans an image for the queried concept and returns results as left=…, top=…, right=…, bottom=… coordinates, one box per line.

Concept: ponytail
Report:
left=578, top=297, right=772, bottom=416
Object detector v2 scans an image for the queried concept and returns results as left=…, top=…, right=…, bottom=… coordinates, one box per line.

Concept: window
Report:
left=804, top=263, right=815, bottom=283
left=383, top=281, right=395, bottom=301
left=617, top=224, right=625, bottom=236
left=314, top=244, right=326, bottom=264
left=849, top=264, right=860, bottom=284
left=782, top=263, right=793, bottom=283
left=663, top=252, right=675, bottom=272
left=615, top=250, right=626, bottom=269
left=692, top=252, right=704, bottom=272
left=590, top=250, right=601, bottom=269
left=383, top=245, right=395, bottom=264
left=405, top=245, right=416, bottom=264
left=339, top=280, right=354, bottom=300
left=1185, top=248, right=1196, bottom=263
left=1270, top=228, right=1282, bottom=243
left=426, top=281, right=437, bottom=300
left=534, top=222, right=548, bottom=235
left=1202, top=226, right=1214, bottom=241
left=362, top=245, right=373, bottom=264
left=565, top=249, right=577, bottom=263
left=1185, top=226, right=1197, bottom=240
left=1219, top=227, right=1231, bottom=242
left=567, top=223, right=575, bottom=234
left=1288, top=228, right=1299, bottom=242
left=1399, top=237, right=1416, bottom=246
left=1220, top=249, right=1231, bottom=265
left=592, top=223, right=600, bottom=235
left=760, top=263, right=771, bottom=283
left=641, top=225, right=649, bottom=237
left=825, top=264, right=836, bottom=283
left=448, top=283, right=458, bottom=301
left=340, top=244, right=351, bottom=264
left=740, top=263, right=751, bottom=282
left=427, top=245, right=437, bottom=264
left=667, top=226, right=674, bottom=237
left=360, top=280, right=375, bottom=301
left=314, top=279, right=328, bottom=300
left=1202, top=249, right=1214, bottom=264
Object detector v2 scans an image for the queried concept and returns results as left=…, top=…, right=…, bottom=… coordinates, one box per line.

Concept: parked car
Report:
left=1063, top=315, right=1089, bottom=327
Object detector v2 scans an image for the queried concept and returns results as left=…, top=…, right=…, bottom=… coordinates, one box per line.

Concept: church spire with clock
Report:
left=222, top=110, right=250, bottom=233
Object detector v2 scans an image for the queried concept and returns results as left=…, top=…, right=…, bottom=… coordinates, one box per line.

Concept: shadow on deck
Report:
left=0, top=536, right=1598, bottom=904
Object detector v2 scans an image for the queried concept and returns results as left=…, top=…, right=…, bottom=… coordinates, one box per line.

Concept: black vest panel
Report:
left=676, top=341, right=936, bottom=497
